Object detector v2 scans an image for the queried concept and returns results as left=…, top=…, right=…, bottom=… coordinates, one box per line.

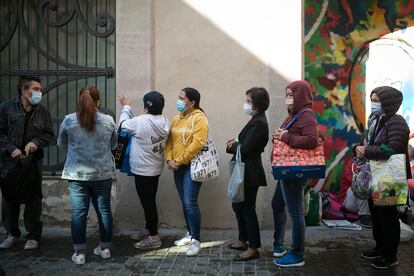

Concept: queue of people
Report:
left=0, top=76, right=410, bottom=271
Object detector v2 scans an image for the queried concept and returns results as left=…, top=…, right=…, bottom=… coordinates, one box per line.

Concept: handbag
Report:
left=183, top=113, right=220, bottom=182
left=226, top=145, right=245, bottom=202
left=370, top=153, right=408, bottom=206
left=112, top=120, right=132, bottom=172
left=271, top=109, right=325, bottom=180
left=351, top=158, right=372, bottom=200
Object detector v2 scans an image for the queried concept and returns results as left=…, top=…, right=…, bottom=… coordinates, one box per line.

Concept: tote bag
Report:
left=226, top=145, right=245, bottom=203
left=370, top=154, right=408, bottom=206
left=271, top=109, right=325, bottom=180
left=182, top=113, right=220, bottom=182
left=112, top=120, right=131, bottom=172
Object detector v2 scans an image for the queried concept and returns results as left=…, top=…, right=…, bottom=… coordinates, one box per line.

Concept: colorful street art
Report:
left=305, top=0, right=414, bottom=192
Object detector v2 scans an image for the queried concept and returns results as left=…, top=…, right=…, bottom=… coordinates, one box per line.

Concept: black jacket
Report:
left=227, top=113, right=269, bottom=187
left=0, top=97, right=54, bottom=166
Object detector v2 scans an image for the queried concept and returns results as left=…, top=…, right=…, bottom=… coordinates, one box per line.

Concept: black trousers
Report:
left=134, top=175, right=160, bottom=236
left=368, top=199, right=400, bottom=258
left=232, top=185, right=261, bottom=249
left=1, top=161, right=43, bottom=241
left=1, top=194, right=43, bottom=241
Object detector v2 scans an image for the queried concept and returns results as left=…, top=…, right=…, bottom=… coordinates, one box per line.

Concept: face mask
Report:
left=28, top=90, right=42, bottom=105
left=243, top=103, right=253, bottom=115
left=285, top=98, right=294, bottom=105
left=371, top=102, right=382, bottom=113
left=176, top=100, right=186, bottom=112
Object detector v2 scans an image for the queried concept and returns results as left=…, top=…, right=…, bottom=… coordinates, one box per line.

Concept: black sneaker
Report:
left=361, top=247, right=382, bottom=260
left=371, top=256, right=398, bottom=270
left=359, top=215, right=373, bottom=228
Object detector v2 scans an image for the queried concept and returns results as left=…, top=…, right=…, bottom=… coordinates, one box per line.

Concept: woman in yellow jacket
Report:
left=166, top=87, right=208, bottom=257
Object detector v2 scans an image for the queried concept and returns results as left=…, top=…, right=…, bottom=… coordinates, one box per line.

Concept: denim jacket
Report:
left=0, top=97, right=54, bottom=167
left=57, top=112, right=117, bottom=181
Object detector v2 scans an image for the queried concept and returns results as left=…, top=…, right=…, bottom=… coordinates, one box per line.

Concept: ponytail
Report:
left=77, top=86, right=100, bottom=132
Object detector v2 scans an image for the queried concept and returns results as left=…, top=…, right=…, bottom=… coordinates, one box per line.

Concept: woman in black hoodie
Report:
left=356, top=86, right=410, bottom=270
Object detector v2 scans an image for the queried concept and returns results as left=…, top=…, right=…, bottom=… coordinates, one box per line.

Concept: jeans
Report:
left=174, top=165, right=202, bottom=241
left=134, top=175, right=160, bottom=235
left=68, top=179, right=113, bottom=251
left=368, top=199, right=400, bottom=258
left=272, top=179, right=306, bottom=257
left=232, top=185, right=261, bottom=249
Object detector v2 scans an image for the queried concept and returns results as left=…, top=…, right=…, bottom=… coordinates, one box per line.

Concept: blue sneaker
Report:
left=273, top=245, right=287, bottom=257
left=274, top=250, right=305, bottom=267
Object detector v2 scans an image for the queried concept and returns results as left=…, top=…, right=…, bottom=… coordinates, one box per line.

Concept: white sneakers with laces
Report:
left=0, top=235, right=19, bottom=249
left=93, top=246, right=111, bottom=259
left=174, top=231, right=192, bottom=246
left=24, top=239, right=39, bottom=250
left=71, top=252, right=86, bottom=265
left=186, top=238, right=201, bottom=256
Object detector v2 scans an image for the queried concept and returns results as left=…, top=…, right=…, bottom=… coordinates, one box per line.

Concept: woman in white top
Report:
left=118, top=91, right=169, bottom=249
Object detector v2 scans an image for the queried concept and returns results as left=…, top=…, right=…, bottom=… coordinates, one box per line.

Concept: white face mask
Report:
left=371, top=102, right=382, bottom=113
left=243, top=103, right=253, bottom=115
left=285, top=98, right=294, bottom=105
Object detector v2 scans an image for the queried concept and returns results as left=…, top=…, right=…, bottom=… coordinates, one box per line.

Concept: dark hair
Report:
left=17, top=76, right=41, bottom=96
left=182, top=87, right=204, bottom=112
left=77, top=85, right=100, bottom=132
left=246, top=87, right=269, bottom=114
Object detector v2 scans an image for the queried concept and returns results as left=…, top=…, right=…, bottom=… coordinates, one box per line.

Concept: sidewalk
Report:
left=0, top=226, right=413, bottom=275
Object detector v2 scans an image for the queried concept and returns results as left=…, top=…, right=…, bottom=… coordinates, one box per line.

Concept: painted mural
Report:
left=305, top=0, right=414, bottom=192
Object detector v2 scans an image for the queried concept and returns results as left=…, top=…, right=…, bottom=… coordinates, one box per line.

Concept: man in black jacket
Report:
left=0, top=76, right=54, bottom=250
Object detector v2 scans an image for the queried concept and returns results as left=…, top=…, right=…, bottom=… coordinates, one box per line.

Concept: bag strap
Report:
left=182, top=113, right=209, bottom=145
left=283, top=108, right=313, bottom=130
left=236, top=145, right=241, bottom=162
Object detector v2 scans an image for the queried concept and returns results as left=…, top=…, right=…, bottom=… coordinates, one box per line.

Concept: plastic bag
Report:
left=226, top=145, right=245, bottom=203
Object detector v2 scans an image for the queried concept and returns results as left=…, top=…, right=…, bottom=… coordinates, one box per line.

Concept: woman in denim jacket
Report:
left=57, top=86, right=117, bottom=265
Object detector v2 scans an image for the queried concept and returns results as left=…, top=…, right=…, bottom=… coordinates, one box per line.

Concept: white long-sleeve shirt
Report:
left=119, top=105, right=169, bottom=176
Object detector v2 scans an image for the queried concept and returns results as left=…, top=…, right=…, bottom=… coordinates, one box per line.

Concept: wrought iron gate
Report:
left=0, top=0, right=116, bottom=174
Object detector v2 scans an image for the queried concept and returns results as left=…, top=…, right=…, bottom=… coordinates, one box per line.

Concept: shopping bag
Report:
left=183, top=113, right=219, bottom=182
left=271, top=109, right=325, bottom=180
left=351, top=158, right=372, bottom=200
left=271, top=138, right=325, bottom=180
left=112, top=120, right=131, bottom=171
left=226, top=145, right=245, bottom=203
left=370, top=154, right=408, bottom=206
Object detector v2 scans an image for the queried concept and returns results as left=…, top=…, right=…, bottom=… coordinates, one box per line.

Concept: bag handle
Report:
left=236, top=145, right=241, bottom=162
left=182, top=113, right=209, bottom=145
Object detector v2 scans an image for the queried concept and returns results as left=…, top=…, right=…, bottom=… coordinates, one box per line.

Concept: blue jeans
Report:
left=272, top=179, right=306, bottom=257
left=68, top=179, right=113, bottom=251
left=174, top=165, right=202, bottom=241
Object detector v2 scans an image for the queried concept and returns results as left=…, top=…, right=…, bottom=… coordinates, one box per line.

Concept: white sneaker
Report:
left=0, top=235, right=19, bottom=249
left=24, top=239, right=39, bottom=250
left=93, top=246, right=111, bottom=259
left=186, top=239, right=201, bottom=256
left=72, top=252, right=86, bottom=265
left=174, top=231, right=192, bottom=246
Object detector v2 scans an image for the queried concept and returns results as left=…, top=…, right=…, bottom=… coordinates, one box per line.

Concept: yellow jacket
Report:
left=165, top=109, right=208, bottom=166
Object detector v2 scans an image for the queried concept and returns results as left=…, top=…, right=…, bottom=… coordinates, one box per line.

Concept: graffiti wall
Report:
left=305, top=0, right=414, bottom=192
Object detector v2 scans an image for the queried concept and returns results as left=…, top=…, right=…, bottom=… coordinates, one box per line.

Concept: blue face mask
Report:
left=371, top=102, right=382, bottom=113
left=176, top=100, right=186, bottom=112
left=28, top=90, right=42, bottom=105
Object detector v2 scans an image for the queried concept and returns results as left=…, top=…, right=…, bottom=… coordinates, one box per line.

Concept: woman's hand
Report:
left=119, top=95, right=132, bottom=106
left=226, top=138, right=235, bottom=149
left=273, top=128, right=288, bottom=140
left=355, top=146, right=365, bottom=159
left=167, top=160, right=179, bottom=171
